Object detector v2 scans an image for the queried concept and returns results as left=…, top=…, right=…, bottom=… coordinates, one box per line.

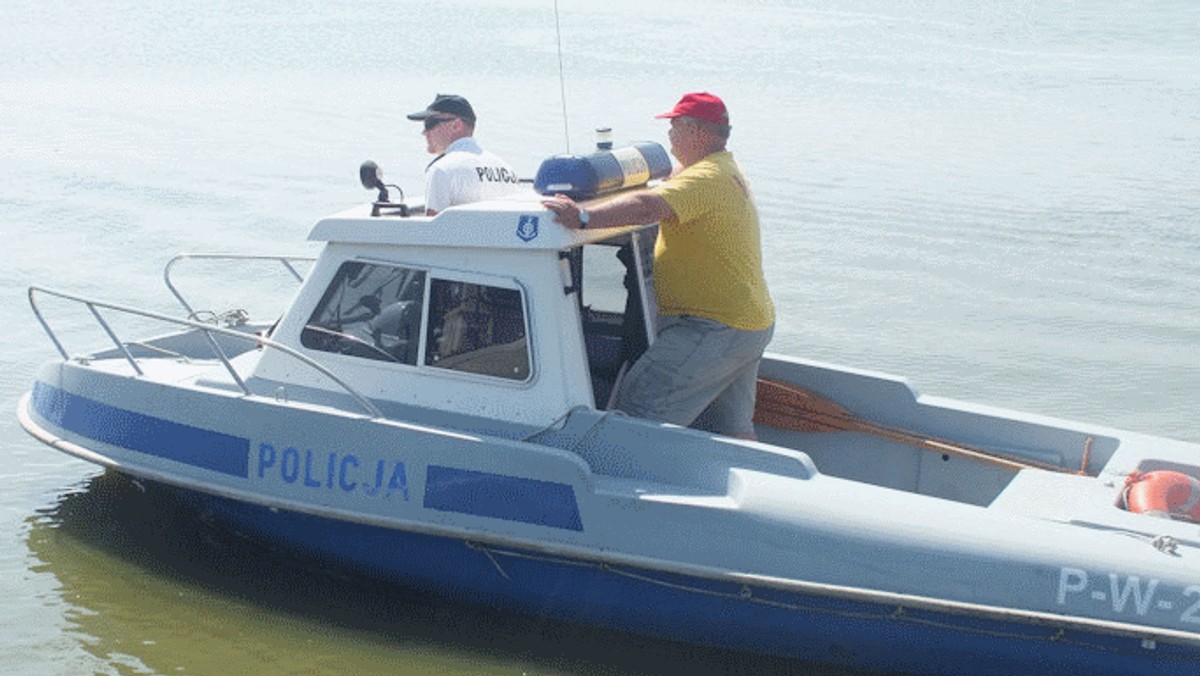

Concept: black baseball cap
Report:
left=406, top=94, right=476, bottom=125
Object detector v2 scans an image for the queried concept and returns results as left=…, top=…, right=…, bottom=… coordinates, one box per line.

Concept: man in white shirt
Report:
left=406, top=94, right=521, bottom=216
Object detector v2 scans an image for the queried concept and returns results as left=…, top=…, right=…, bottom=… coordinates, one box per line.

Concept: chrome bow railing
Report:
left=163, top=253, right=315, bottom=318
left=27, top=285, right=382, bottom=419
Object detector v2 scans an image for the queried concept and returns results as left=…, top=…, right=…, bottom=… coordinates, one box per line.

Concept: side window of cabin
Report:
left=302, top=261, right=426, bottom=365
left=424, top=279, right=530, bottom=381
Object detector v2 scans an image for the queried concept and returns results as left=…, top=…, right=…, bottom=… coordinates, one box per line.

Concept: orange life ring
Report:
left=1124, top=470, right=1200, bottom=523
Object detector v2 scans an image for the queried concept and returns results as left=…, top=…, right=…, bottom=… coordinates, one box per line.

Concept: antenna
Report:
left=553, top=0, right=570, bottom=153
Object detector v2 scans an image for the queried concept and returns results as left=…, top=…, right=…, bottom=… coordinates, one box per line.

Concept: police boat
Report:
left=18, top=142, right=1200, bottom=674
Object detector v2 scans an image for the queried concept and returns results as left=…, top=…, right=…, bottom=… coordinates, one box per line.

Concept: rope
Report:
left=187, top=308, right=250, bottom=326
left=461, top=541, right=1195, bottom=656
left=466, top=541, right=511, bottom=579
left=217, top=308, right=250, bottom=326
left=1150, top=535, right=1179, bottom=555
left=1109, top=526, right=1185, bottom=556
left=520, top=405, right=595, bottom=442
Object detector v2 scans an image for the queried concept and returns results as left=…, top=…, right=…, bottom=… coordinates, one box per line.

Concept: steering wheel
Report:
left=302, top=324, right=403, bottom=364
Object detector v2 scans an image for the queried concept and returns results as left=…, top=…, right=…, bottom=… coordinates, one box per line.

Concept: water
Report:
left=2, top=1, right=1198, bottom=673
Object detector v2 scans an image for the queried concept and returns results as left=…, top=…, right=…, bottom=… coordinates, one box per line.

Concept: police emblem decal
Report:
left=517, top=215, right=539, bottom=242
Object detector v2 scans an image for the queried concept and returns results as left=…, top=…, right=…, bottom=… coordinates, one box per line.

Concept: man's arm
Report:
left=542, top=189, right=675, bottom=229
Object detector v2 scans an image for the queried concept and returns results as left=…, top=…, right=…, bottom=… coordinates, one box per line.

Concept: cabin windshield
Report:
left=300, top=260, right=531, bottom=381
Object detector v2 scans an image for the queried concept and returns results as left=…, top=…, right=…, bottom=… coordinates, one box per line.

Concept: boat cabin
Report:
left=251, top=192, right=660, bottom=429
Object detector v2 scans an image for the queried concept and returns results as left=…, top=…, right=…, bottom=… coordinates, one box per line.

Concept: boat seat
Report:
left=988, top=469, right=1115, bottom=521
left=585, top=332, right=621, bottom=373
left=585, top=323, right=624, bottom=408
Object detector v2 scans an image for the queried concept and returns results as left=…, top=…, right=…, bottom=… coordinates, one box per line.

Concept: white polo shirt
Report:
left=424, top=137, right=521, bottom=214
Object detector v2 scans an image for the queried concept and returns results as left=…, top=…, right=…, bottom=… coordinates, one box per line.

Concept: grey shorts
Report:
left=613, top=314, right=774, bottom=437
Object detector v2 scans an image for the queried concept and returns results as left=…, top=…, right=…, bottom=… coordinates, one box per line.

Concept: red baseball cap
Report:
left=654, top=92, right=729, bottom=124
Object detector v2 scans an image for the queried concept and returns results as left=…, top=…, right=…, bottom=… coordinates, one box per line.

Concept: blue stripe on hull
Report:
left=30, top=383, right=583, bottom=530
left=32, top=382, right=250, bottom=478
left=167, top=483, right=1197, bottom=675
left=425, top=465, right=583, bottom=531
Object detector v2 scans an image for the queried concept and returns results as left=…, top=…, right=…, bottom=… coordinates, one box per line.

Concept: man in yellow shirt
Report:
left=542, top=92, right=775, bottom=439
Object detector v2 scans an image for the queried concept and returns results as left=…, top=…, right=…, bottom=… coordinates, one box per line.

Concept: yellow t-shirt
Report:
left=650, top=151, right=774, bottom=331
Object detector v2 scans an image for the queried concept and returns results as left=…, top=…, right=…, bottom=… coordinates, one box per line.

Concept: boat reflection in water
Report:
left=27, top=471, right=832, bottom=675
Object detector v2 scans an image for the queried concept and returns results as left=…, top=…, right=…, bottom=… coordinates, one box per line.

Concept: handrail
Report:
left=27, top=285, right=383, bottom=419
left=163, top=253, right=315, bottom=318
